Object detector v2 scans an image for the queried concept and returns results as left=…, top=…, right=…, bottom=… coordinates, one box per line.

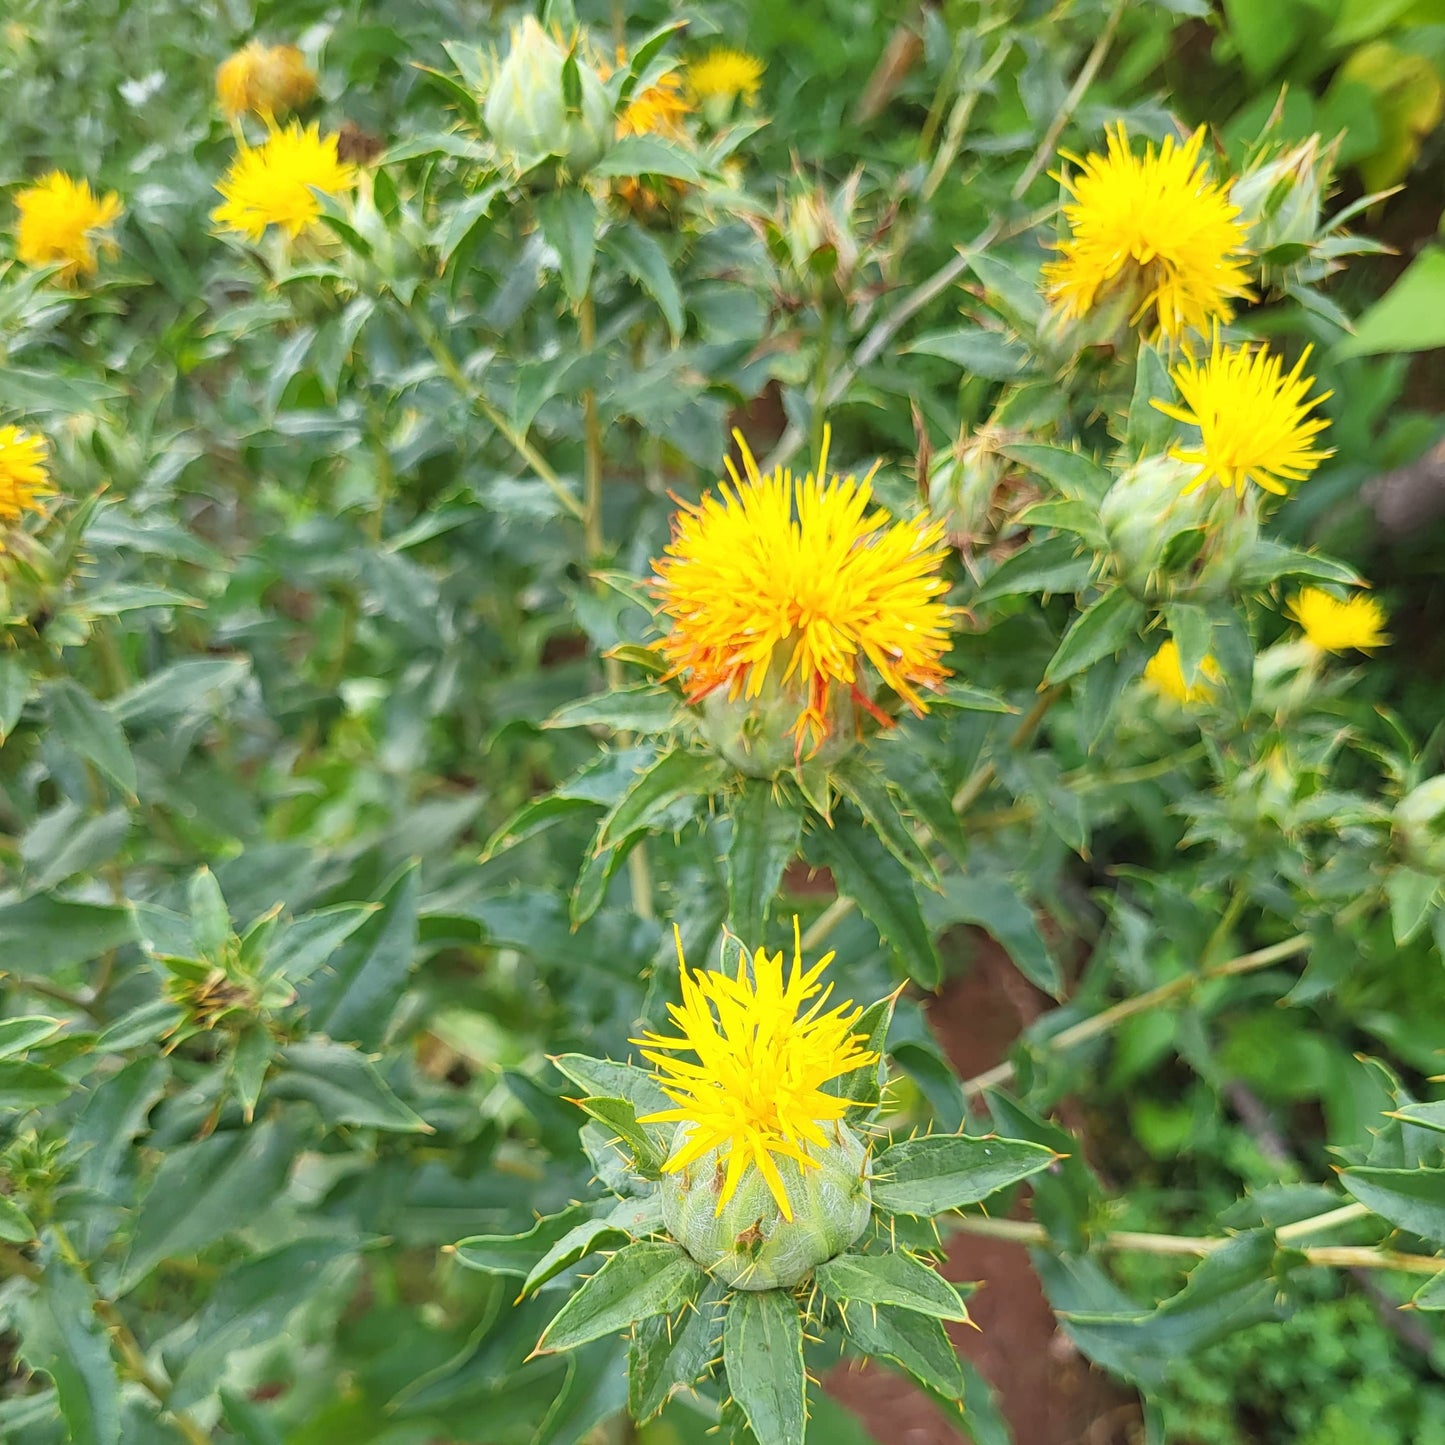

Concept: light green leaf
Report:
left=45, top=681, right=136, bottom=797
left=605, top=224, right=684, bottom=338
left=536, top=186, right=598, bottom=303
left=272, top=1039, right=430, bottom=1132
left=815, top=1251, right=971, bottom=1322
left=1044, top=588, right=1147, bottom=684
left=0, top=653, right=33, bottom=741
left=871, top=1134, right=1057, bottom=1216
left=1341, top=1166, right=1445, bottom=1244
left=724, top=1288, right=806, bottom=1445
left=576, top=1096, right=665, bottom=1176
left=0, top=895, right=136, bottom=977
left=1387, top=867, right=1438, bottom=946
left=0, top=1060, right=73, bottom=1109
left=537, top=1240, right=703, bottom=1352
left=832, top=761, right=936, bottom=885
left=902, top=328, right=1029, bottom=380
left=0, top=1193, right=36, bottom=1242
left=598, top=748, right=722, bottom=846
left=518, top=1196, right=665, bottom=1295
left=1337, top=246, right=1445, bottom=358
left=1002, top=443, right=1112, bottom=504
left=0, top=1016, right=62, bottom=1058
left=543, top=686, right=682, bottom=734
left=591, top=136, right=702, bottom=183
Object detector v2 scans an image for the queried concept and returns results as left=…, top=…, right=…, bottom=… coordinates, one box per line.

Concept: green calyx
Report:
left=661, top=1120, right=872, bottom=1290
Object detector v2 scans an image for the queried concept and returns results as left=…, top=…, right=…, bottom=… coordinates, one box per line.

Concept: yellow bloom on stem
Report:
left=618, top=69, right=692, bottom=141
left=216, top=40, right=317, bottom=120
left=211, top=122, right=358, bottom=242
left=14, top=172, right=123, bottom=285
left=634, top=923, right=878, bottom=1221
left=687, top=47, right=764, bottom=106
left=651, top=429, right=953, bottom=753
left=1143, top=638, right=1221, bottom=705
left=1287, top=587, right=1388, bottom=653
left=1154, top=336, right=1333, bottom=497
left=0, top=426, right=53, bottom=538
left=1043, top=122, right=1252, bottom=342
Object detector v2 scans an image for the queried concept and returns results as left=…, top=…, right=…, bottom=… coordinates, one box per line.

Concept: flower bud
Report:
left=697, top=672, right=856, bottom=778
left=1395, top=776, right=1445, bottom=875
left=1100, top=454, right=1257, bottom=602
left=928, top=428, right=1009, bottom=545
left=1231, top=136, right=1335, bottom=286
left=661, top=1120, right=872, bottom=1290
left=483, top=18, right=613, bottom=180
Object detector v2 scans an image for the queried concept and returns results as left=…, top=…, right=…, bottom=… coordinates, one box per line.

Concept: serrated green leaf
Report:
left=0, top=653, right=33, bottom=742
left=1044, top=588, right=1147, bottom=684
left=815, top=1251, right=971, bottom=1321
left=452, top=1203, right=596, bottom=1279
left=725, top=779, right=803, bottom=947
left=902, top=327, right=1029, bottom=380
left=538, top=1241, right=703, bottom=1352
left=536, top=186, right=598, bottom=303
left=520, top=1196, right=665, bottom=1295
left=544, top=686, right=682, bottom=734
left=577, top=1096, right=665, bottom=1176
left=1002, top=443, right=1112, bottom=504
left=1341, top=1166, right=1445, bottom=1243
left=832, top=760, right=936, bottom=885
left=808, top=813, right=941, bottom=987
left=840, top=1304, right=966, bottom=1400
left=0, top=1193, right=36, bottom=1242
left=0, top=1060, right=72, bottom=1109
left=0, top=1016, right=62, bottom=1058
left=630, top=1275, right=726, bottom=1422
left=46, top=681, right=136, bottom=797
left=827, top=992, right=896, bottom=1108
left=15, top=1256, right=120, bottom=1445
left=598, top=748, right=721, bottom=846
left=550, top=1054, right=673, bottom=1142
left=926, top=874, right=1059, bottom=995
left=973, top=533, right=1092, bottom=604
left=724, top=1288, right=806, bottom=1445
left=605, top=223, right=684, bottom=338
left=871, top=1134, right=1056, bottom=1216
left=271, top=1039, right=429, bottom=1132
left=120, top=1121, right=294, bottom=1293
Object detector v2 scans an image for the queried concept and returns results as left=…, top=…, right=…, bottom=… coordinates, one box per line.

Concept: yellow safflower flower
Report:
left=651, top=430, right=953, bottom=752
left=687, top=47, right=764, bottom=106
left=1143, top=639, right=1221, bottom=705
left=216, top=40, right=317, bottom=120
left=1287, top=587, right=1388, bottom=654
left=1154, top=336, right=1333, bottom=497
left=14, top=172, right=123, bottom=285
left=1043, top=123, right=1252, bottom=342
left=0, top=426, right=54, bottom=541
left=633, top=925, right=877, bottom=1221
left=211, top=122, right=358, bottom=242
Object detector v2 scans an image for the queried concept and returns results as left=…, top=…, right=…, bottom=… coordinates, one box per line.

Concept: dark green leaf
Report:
left=832, top=760, right=936, bottom=884
left=272, top=1040, right=430, bottom=1132
left=726, top=780, right=803, bottom=947
left=0, top=653, right=33, bottom=741
left=605, top=224, right=684, bottom=338
left=591, top=136, right=702, bottom=183
left=926, top=874, right=1060, bottom=994
left=871, top=1134, right=1056, bottom=1216
left=15, top=1256, right=120, bottom=1445
left=1044, top=588, right=1147, bottom=684
left=0, top=1193, right=36, bottom=1242
left=537, top=1241, right=703, bottom=1352
left=629, top=1276, right=726, bottom=1421
left=1341, top=1166, right=1445, bottom=1243
left=452, top=1203, right=596, bottom=1279
left=599, top=749, right=721, bottom=846
left=827, top=992, right=897, bottom=1108
left=46, top=681, right=136, bottom=797
left=576, top=1096, right=665, bottom=1176
left=120, top=1121, right=294, bottom=1293
left=841, top=1304, right=966, bottom=1401
left=973, top=534, right=1092, bottom=604
left=520, top=1196, right=665, bottom=1295
left=0, top=1060, right=72, bottom=1109
left=902, top=328, right=1029, bottom=380
left=536, top=187, right=598, bottom=304
left=815, top=1251, right=971, bottom=1321
left=1002, top=443, right=1112, bottom=504
left=808, top=813, right=941, bottom=987
left=724, top=1288, right=806, bottom=1445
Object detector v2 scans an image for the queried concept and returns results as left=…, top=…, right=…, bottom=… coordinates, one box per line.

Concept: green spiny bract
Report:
left=661, top=1120, right=872, bottom=1290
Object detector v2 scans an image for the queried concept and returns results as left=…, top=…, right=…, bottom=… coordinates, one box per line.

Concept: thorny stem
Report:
left=401, top=298, right=586, bottom=522
left=961, top=934, right=1314, bottom=1097
left=951, top=1204, right=1442, bottom=1276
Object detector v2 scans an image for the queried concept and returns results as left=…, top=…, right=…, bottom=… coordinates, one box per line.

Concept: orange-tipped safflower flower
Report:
left=633, top=923, right=878, bottom=1222
left=1043, top=122, right=1252, bottom=343
left=650, top=430, right=953, bottom=754
left=1154, top=335, right=1333, bottom=497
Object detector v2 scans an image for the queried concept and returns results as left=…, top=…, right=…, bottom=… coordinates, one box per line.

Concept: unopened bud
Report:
left=1395, top=776, right=1445, bottom=875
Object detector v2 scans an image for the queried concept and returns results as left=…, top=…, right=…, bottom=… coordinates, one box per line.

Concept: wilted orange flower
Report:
left=216, top=41, right=317, bottom=120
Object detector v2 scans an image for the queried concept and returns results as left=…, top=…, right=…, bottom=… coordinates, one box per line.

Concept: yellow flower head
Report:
left=14, top=172, right=123, bottom=285
left=1287, top=587, right=1388, bottom=654
left=0, top=426, right=53, bottom=537
left=687, top=47, right=764, bottom=106
left=619, top=69, right=692, bottom=141
left=651, top=430, right=954, bottom=753
left=1154, top=336, right=1333, bottom=497
left=216, top=40, right=317, bottom=120
left=1143, top=639, right=1221, bottom=705
left=634, top=923, right=878, bottom=1221
left=211, top=122, right=358, bottom=242
left=1043, top=123, right=1252, bottom=342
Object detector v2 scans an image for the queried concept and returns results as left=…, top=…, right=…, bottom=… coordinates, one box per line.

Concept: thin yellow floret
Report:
left=1143, top=639, right=1221, bottom=706
left=634, top=923, right=878, bottom=1222
left=1154, top=337, right=1333, bottom=497
left=619, top=69, right=692, bottom=141
left=14, top=172, right=123, bottom=285
left=1043, top=122, right=1252, bottom=342
left=687, top=48, right=764, bottom=105
left=211, top=122, right=358, bottom=242
left=651, top=429, right=953, bottom=753
left=216, top=41, right=317, bottom=120
left=1287, top=587, right=1388, bottom=654
left=0, top=426, right=54, bottom=541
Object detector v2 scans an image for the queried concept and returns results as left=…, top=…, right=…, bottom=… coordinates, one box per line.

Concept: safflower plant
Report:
left=3, top=5, right=1445, bottom=1445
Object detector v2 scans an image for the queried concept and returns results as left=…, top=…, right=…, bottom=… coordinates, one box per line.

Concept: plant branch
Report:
left=961, top=934, right=1313, bottom=1097
left=400, top=298, right=586, bottom=522
left=951, top=1205, right=1442, bottom=1275
left=579, top=295, right=605, bottom=561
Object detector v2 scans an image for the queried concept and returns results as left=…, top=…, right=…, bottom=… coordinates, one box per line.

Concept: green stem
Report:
left=400, top=298, right=585, bottom=522
left=950, top=1205, right=1440, bottom=1276
left=579, top=295, right=605, bottom=563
